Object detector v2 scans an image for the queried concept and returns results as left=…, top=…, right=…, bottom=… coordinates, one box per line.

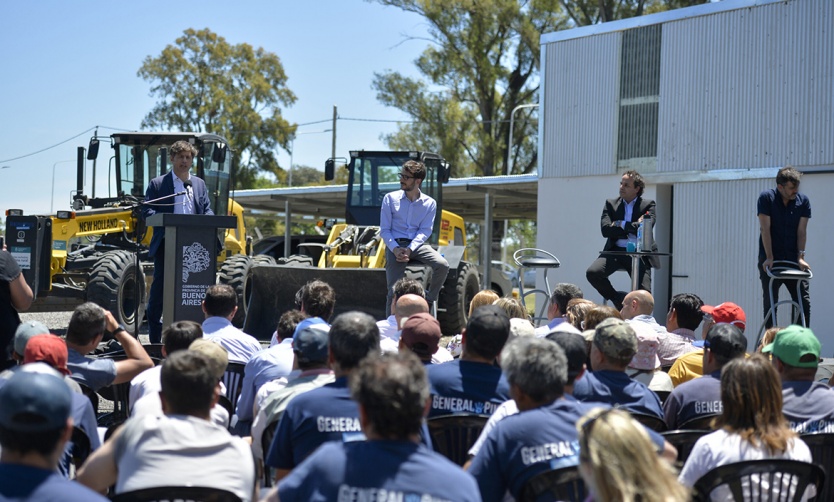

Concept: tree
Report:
left=138, top=28, right=296, bottom=189
left=372, top=0, right=565, bottom=177
left=559, top=0, right=709, bottom=25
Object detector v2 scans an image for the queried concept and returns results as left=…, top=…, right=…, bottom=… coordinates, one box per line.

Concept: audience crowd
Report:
left=1, top=271, right=830, bottom=502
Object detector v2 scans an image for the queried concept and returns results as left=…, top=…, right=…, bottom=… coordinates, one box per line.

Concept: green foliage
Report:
left=559, top=0, right=708, bottom=25
left=372, top=0, right=565, bottom=177
left=138, top=28, right=296, bottom=189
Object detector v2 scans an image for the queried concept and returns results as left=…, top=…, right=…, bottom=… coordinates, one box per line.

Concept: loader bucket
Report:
left=243, top=265, right=389, bottom=342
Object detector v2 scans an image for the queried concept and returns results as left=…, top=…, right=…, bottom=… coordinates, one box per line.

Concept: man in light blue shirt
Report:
left=380, top=160, right=449, bottom=312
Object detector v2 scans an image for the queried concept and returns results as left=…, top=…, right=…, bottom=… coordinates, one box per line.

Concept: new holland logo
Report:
left=182, top=242, right=211, bottom=282
left=79, top=218, right=119, bottom=232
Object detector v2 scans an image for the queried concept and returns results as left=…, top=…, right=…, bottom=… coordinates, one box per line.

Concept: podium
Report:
left=147, top=214, right=236, bottom=328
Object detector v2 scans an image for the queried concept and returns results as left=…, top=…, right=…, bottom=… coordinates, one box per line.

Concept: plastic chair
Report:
left=70, top=426, right=92, bottom=473
left=800, top=433, right=834, bottom=502
left=221, top=362, right=247, bottom=411
left=692, top=459, right=824, bottom=502
left=513, top=248, right=561, bottom=327
left=109, top=486, right=243, bottom=502
left=680, top=413, right=720, bottom=431
left=654, top=390, right=671, bottom=405
left=261, top=421, right=279, bottom=488
left=426, top=413, right=489, bottom=466
left=661, top=429, right=710, bottom=469
left=628, top=411, right=668, bottom=432
left=142, top=343, right=165, bottom=364
left=518, top=465, right=586, bottom=502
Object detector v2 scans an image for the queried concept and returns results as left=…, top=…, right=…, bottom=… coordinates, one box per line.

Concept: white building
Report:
left=537, top=0, right=833, bottom=351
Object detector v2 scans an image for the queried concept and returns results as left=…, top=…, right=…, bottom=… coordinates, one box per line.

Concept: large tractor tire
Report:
left=86, top=250, right=146, bottom=334
left=404, top=265, right=431, bottom=291
left=281, top=254, right=315, bottom=267
left=252, top=254, right=277, bottom=266
left=437, top=262, right=480, bottom=337
left=217, top=254, right=253, bottom=328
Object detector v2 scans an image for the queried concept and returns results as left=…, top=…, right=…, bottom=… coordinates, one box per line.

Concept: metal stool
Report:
left=513, top=248, right=561, bottom=327
left=755, top=260, right=812, bottom=348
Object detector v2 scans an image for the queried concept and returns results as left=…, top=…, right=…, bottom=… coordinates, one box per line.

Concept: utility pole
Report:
left=331, top=105, right=337, bottom=180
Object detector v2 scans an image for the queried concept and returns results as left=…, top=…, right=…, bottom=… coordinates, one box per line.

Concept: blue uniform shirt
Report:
left=757, top=187, right=811, bottom=261
left=572, top=370, right=663, bottom=418
left=662, top=371, right=722, bottom=430
left=427, top=359, right=511, bottom=418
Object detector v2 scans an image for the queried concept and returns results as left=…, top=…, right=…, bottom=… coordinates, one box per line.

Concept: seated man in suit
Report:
left=586, top=170, right=657, bottom=310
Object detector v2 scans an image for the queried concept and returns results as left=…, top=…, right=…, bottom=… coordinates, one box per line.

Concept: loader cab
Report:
left=342, top=151, right=448, bottom=245
left=111, top=132, right=233, bottom=216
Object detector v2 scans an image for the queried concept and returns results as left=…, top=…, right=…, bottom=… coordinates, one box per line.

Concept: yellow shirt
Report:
left=668, top=349, right=704, bottom=387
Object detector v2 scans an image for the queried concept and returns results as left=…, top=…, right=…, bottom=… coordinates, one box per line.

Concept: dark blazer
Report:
left=143, top=171, right=213, bottom=258
left=599, top=196, right=660, bottom=268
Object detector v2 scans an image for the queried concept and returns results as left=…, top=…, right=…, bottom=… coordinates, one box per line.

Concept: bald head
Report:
left=395, top=294, right=429, bottom=325
left=621, top=290, right=654, bottom=319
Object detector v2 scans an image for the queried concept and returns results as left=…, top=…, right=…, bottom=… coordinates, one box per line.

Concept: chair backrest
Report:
left=77, top=381, right=100, bottom=415
left=800, top=432, right=834, bottom=502
left=426, top=413, right=489, bottom=466
left=70, top=426, right=92, bottom=471
left=261, top=420, right=279, bottom=488
left=221, top=362, right=247, bottom=409
left=629, top=411, right=668, bottom=432
left=680, top=413, right=721, bottom=431
left=109, top=486, right=243, bottom=502
left=518, top=465, right=586, bottom=502
left=142, top=343, right=166, bottom=364
left=693, top=459, right=825, bottom=502
left=654, top=390, right=671, bottom=404
left=661, top=429, right=710, bottom=469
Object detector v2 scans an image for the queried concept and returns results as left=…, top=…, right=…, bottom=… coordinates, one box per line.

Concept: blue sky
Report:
left=0, top=1, right=430, bottom=214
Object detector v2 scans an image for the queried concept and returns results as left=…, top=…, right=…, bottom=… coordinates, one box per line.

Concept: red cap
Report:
left=701, top=302, right=746, bottom=331
left=23, top=334, right=71, bottom=376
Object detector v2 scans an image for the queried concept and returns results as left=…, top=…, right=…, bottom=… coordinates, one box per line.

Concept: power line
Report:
left=0, top=125, right=133, bottom=163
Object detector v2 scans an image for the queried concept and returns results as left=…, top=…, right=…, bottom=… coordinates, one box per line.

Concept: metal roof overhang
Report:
left=230, top=174, right=539, bottom=224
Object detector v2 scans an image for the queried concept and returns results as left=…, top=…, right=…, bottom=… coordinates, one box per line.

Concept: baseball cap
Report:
left=763, top=325, right=820, bottom=368
left=547, top=332, right=588, bottom=380
left=701, top=302, right=746, bottom=331
left=188, top=339, right=229, bottom=381
left=401, top=313, right=442, bottom=360
left=293, top=323, right=331, bottom=364
left=593, top=318, right=638, bottom=361
left=628, top=327, right=661, bottom=371
left=292, top=317, right=328, bottom=339
left=509, top=318, right=536, bottom=339
left=23, top=334, right=71, bottom=376
left=13, top=320, right=50, bottom=356
left=704, top=323, right=748, bottom=360
left=0, top=369, right=72, bottom=432
left=466, top=305, right=510, bottom=340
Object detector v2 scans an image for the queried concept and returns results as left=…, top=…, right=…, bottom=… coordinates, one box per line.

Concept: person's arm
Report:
left=9, top=272, right=33, bottom=311
left=600, top=200, right=626, bottom=239
left=142, top=179, right=159, bottom=220
left=106, top=311, right=153, bottom=385
left=797, top=216, right=810, bottom=270
left=77, top=424, right=124, bottom=493
left=197, top=178, right=214, bottom=215
left=758, top=213, right=774, bottom=271
left=235, top=361, right=257, bottom=422
left=408, top=197, right=436, bottom=251
left=379, top=194, right=399, bottom=253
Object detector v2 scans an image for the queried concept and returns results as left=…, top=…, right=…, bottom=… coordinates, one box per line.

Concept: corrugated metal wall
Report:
left=541, top=33, right=621, bottom=178
left=658, top=0, right=834, bottom=172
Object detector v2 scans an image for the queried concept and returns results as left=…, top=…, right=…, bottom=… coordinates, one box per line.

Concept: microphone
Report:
left=183, top=179, right=193, bottom=195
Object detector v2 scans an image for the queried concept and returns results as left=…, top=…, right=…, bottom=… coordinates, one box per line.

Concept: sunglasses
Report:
left=398, top=173, right=415, bottom=180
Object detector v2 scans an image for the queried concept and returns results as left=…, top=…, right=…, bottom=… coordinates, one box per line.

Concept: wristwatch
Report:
left=799, top=250, right=806, bottom=257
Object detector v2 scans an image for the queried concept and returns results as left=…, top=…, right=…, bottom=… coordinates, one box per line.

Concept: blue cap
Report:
left=293, top=323, right=331, bottom=364
left=292, top=316, right=327, bottom=339
left=0, top=369, right=72, bottom=432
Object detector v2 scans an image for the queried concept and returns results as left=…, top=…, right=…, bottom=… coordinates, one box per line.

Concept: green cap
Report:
left=762, top=325, right=820, bottom=368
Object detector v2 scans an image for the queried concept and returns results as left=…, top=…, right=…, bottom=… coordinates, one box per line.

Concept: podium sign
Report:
left=147, top=214, right=236, bottom=327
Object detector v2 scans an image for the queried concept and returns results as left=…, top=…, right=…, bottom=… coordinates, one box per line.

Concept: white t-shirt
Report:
left=679, top=429, right=814, bottom=501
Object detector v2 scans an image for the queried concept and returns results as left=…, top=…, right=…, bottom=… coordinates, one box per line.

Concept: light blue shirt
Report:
left=615, top=198, right=638, bottom=248
left=203, top=317, right=263, bottom=364
left=380, top=190, right=437, bottom=252
left=171, top=173, right=194, bottom=215
left=235, top=338, right=295, bottom=421
left=67, top=347, right=117, bottom=391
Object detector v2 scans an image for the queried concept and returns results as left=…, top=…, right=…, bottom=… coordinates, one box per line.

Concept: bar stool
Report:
left=755, top=260, right=812, bottom=348
left=513, top=248, right=561, bottom=327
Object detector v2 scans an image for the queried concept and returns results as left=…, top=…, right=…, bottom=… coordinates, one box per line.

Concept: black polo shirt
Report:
left=757, top=187, right=811, bottom=261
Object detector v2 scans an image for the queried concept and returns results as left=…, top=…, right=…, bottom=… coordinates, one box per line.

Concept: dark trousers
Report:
left=385, top=244, right=449, bottom=315
left=147, top=250, right=165, bottom=343
left=758, top=260, right=811, bottom=328
left=586, top=251, right=651, bottom=308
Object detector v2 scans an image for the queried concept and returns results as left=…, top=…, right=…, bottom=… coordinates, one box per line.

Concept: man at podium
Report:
left=143, top=140, right=213, bottom=343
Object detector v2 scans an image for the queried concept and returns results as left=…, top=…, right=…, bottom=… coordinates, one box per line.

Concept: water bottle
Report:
left=636, top=220, right=644, bottom=252
left=641, top=214, right=653, bottom=252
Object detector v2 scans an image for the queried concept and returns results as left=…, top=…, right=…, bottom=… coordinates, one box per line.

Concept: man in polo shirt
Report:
left=657, top=293, right=704, bottom=366
left=265, top=311, right=380, bottom=481
left=202, top=284, right=262, bottom=364
left=764, top=325, right=834, bottom=433
left=380, top=159, right=449, bottom=311
left=758, top=166, right=811, bottom=328
left=668, top=301, right=747, bottom=387
left=427, top=305, right=511, bottom=418
left=663, top=324, right=747, bottom=430
left=572, top=317, right=663, bottom=417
